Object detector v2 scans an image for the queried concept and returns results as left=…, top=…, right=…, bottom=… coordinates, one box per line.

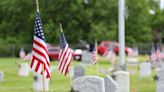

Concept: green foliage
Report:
left=125, top=0, right=153, bottom=44
left=0, top=0, right=163, bottom=45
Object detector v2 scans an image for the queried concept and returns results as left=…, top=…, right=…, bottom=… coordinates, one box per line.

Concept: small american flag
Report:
left=58, top=31, right=73, bottom=75
left=150, top=45, right=157, bottom=63
left=30, top=13, right=51, bottom=79
left=103, top=47, right=115, bottom=64
left=127, top=47, right=138, bottom=57
left=110, top=49, right=115, bottom=65
left=92, top=41, right=98, bottom=64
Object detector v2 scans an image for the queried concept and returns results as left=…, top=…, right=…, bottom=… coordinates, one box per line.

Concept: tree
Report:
left=125, top=0, right=153, bottom=44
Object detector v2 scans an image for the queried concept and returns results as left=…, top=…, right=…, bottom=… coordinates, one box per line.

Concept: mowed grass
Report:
left=0, top=56, right=156, bottom=92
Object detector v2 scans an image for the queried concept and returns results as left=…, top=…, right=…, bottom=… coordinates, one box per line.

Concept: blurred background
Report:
left=0, top=0, right=164, bottom=57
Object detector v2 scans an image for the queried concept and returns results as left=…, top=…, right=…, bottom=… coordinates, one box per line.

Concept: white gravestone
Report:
left=0, top=71, right=4, bottom=81
left=82, top=51, right=92, bottom=65
left=104, top=75, right=118, bottom=92
left=73, top=76, right=105, bottom=92
left=73, top=65, right=85, bottom=79
left=157, top=64, right=164, bottom=92
left=19, top=63, right=29, bottom=77
left=33, top=73, right=49, bottom=92
left=139, top=62, right=151, bottom=77
left=114, top=71, right=129, bottom=92
left=127, top=57, right=138, bottom=66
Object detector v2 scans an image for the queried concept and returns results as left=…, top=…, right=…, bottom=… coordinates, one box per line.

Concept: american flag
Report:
left=110, top=49, right=115, bottom=65
left=103, top=47, right=115, bottom=64
left=92, top=41, right=98, bottom=64
left=58, top=31, right=73, bottom=75
left=127, top=47, right=138, bottom=57
left=30, top=13, right=51, bottom=79
left=150, top=45, right=157, bottom=63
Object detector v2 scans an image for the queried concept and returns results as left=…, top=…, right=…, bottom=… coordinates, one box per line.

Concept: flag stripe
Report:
left=58, top=45, right=68, bottom=70
left=33, top=36, right=48, bottom=54
left=61, top=51, right=72, bottom=74
left=92, top=41, right=98, bottom=64
left=33, top=44, right=50, bottom=66
left=32, top=53, right=50, bottom=75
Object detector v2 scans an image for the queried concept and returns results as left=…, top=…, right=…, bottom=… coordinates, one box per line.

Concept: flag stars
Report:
left=34, top=13, right=45, bottom=41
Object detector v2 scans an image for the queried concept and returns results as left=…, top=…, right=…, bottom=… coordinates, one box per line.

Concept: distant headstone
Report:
left=127, top=69, right=136, bottom=75
left=127, top=57, right=138, bottom=62
left=19, top=63, right=29, bottom=77
left=33, top=73, right=49, bottom=92
left=104, top=75, right=117, bottom=92
left=73, top=76, right=105, bottom=92
left=69, top=67, right=74, bottom=78
left=127, top=57, right=138, bottom=66
left=50, top=65, right=55, bottom=72
left=99, top=68, right=109, bottom=75
left=139, top=62, right=151, bottom=77
left=114, top=71, right=129, bottom=92
left=73, top=65, right=85, bottom=79
left=157, top=64, right=164, bottom=92
left=0, top=71, right=4, bottom=81
left=82, top=51, right=92, bottom=65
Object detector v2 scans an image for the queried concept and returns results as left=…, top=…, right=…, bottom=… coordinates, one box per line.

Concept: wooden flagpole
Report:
left=59, top=23, right=73, bottom=87
left=59, top=23, right=63, bottom=32
left=35, top=0, right=46, bottom=92
left=95, top=39, right=99, bottom=76
left=42, top=65, right=46, bottom=92
left=36, top=0, right=39, bottom=13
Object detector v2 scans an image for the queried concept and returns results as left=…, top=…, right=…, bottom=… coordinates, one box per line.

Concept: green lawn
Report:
left=0, top=57, right=156, bottom=92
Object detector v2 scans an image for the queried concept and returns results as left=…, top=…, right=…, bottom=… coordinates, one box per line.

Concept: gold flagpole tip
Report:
left=59, top=23, right=63, bottom=32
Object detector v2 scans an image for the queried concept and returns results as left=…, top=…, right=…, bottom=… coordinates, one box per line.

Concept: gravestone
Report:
left=33, top=73, right=49, bottom=92
left=81, top=51, right=92, bottom=65
left=104, top=75, right=117, bottom=92
left=73, top=65, right=85, bottom=79
left=114, top=71, right=129, bottom=92
left=73, top=76, right=105, bottom=92
left=19, top=63, right=29, bottom=77
left=139, top=62, right=151, bottom=77
left=0, top=71, right=4, bottom=81
left=99, top=68, right=109, bottom=75
left=127, top=57, right=138, bottom=66
left=50, top=65, right=55, bottom=72
left=157, top=63, right=164, bottom=92
left=127, top=57, right=138, bottom=62
left=68, top=67, right=74, bottom=78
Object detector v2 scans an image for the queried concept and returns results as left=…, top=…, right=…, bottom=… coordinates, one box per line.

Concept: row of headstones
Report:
left=82, top=52, right=164, bottom=92
left=73, top=71, right=129, bottom=92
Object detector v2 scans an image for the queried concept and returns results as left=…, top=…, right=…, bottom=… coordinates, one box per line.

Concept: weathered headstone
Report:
left=99, top=68, right=109, bottom=75
left=50, top=65, right=55, bottom=72
left=73, top=65, right=85, bottom=79
left=33, top=73, right=49, bottom=92
left=0, top=71, right=4, bottom=81
left=19, top=63, right=29, bottom=77
left=114, top=71, right=129, bottom=92
left=81, top=51, right=92, bottom=65
left=127, top=57, right=138, bottom=66
left=157, top=63, right=164, bottom=92
left=104, top=75, right=117, bottom=92
left=127, top=57, right=138, bottom=62
left=139, top=62, right=151, bottom=77
left=73, top=76, right=105, bottom=92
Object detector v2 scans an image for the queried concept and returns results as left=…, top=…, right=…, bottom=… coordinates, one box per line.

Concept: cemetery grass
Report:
left=0, top=56, right=156, bottom=92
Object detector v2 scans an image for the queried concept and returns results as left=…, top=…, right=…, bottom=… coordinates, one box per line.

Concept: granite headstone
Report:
left=73, top=76, right=105, bottom=92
